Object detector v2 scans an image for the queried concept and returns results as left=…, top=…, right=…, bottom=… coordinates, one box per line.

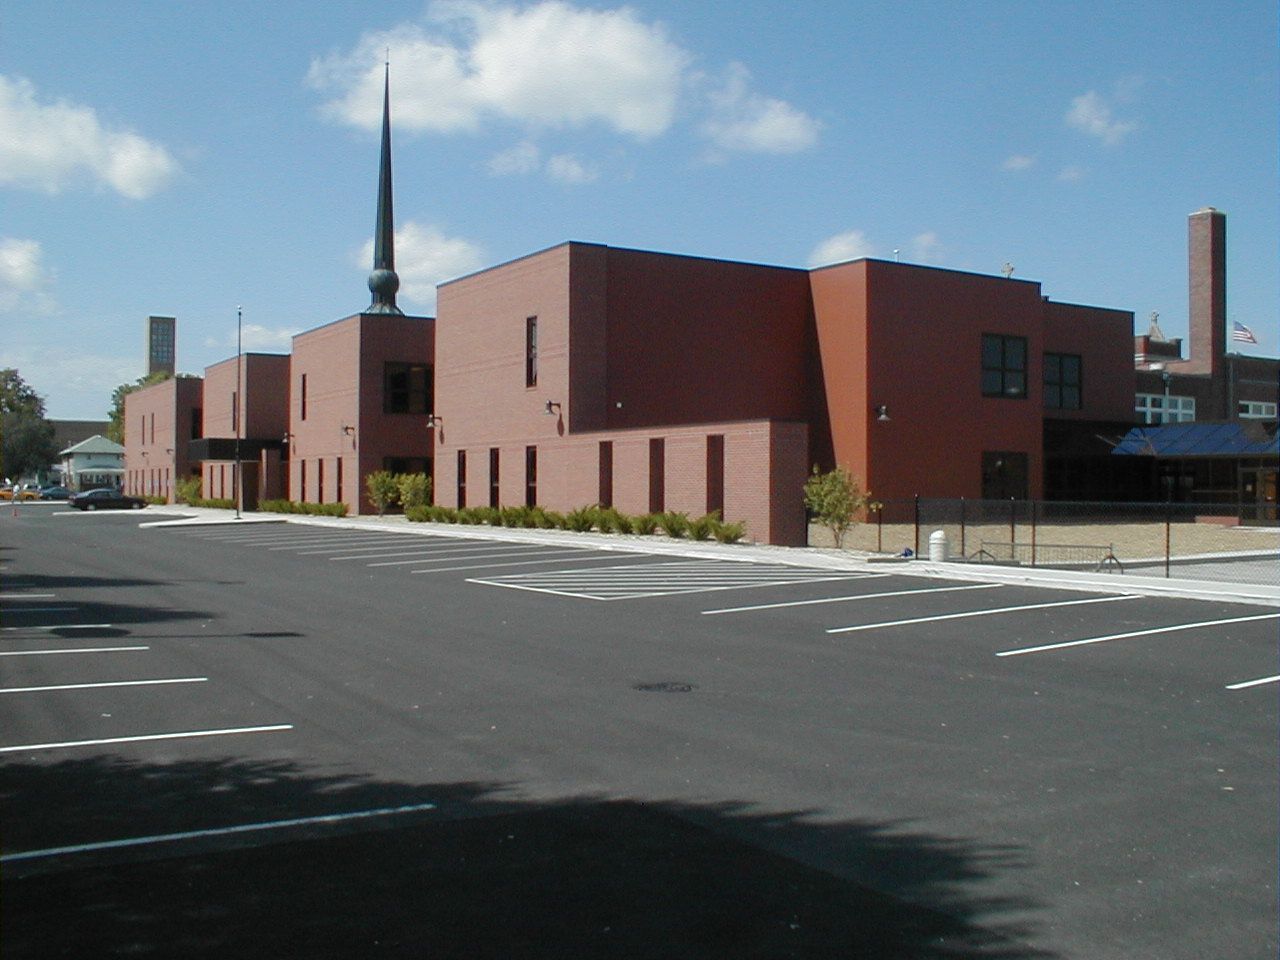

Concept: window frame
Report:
left=981, top=333, right=1028, bottom=399
left=383, top=361, right=432, bottom=415
left=525, top=317, right=538, bottom=388
left=1043, top=352, right=1082, bottom=410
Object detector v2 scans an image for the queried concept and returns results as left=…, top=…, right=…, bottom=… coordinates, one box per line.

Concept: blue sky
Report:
left=2, top=0, right=1276, bottom=418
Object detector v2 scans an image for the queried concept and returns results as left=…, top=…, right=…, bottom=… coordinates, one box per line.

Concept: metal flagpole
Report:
left=235, top=305, right=242, bottom=520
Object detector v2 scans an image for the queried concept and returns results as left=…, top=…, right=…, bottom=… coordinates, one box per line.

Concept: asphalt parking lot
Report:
left=2, top=506, right=1276, bottom=958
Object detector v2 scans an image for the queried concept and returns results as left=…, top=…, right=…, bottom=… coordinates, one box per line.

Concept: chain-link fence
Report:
left=815, top=498, right=1278, bottom=586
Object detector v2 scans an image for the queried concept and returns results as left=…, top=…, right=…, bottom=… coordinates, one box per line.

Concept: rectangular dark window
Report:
left=1043, top=353, right=1082, bottom=410
left=981, top=334, right=1027, bottom=398
left=231, top=392, right=239, bottom=434
left=299, top=460, right=306, bottom=502
left=598, top=441, right=613, bottom=508
left=149, top=413, right=155, bottom=444
left=457, top=450, right=467, bottom=508
left=300, top=374, right=308, bottom=421
left=525, top=317, right=538, bottom=387
left=191, top=408, right=203, bottom=440
left=489, top=448, right=500, bottom=508
left=525, top=446, right=538, bottom=507
left=706, top=434, right=725, bottom=517
left=384, top=457, right=431, bottom=476
left=384, top=362, right=432, bottom=414
left=648, top=438, right=665, bottom=514
left=317, top=458, right=325, bottom=504
left=982, top=451, right=1029, bottom=500
left=336, top=456, right=343, bottom=504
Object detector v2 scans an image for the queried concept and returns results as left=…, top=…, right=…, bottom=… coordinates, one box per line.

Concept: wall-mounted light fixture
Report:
left=874, top=404, right=891, bottom=422
left=427, top=414, right=444, bottom=428
left=165, top=448, right=174, bottom=455
left=282, top=432, right=293, bottom=444
left=341, top=424, right=356, bottom=436
left=543, top=400, right=562, bottom=417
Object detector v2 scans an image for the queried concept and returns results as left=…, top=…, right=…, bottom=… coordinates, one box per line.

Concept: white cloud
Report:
left=487, top=140, right=541, bottom=175
left=546, top=153, right=598, bottom=184
left=1057, top=164, right=1086, bottom=182
left=309, top=1, right=689, bottom=138
left=0, top=237, right=55, bottom=313
left=702, top=63, right=819, bottom=154
left=357, top=221, right=485, bottom=312
left=0, top=75, right=178, bottom=198
left=1002, top=154, right=1035, bottom=171
left=204, top=324, right=300, bottom=352
left=0, top=344, right=138, bottom=419
left=1065, top=90, right=1136, bottom=145
left=910, top=231, right=940, bottom=262
left=808, top=230, right=874, bottom=268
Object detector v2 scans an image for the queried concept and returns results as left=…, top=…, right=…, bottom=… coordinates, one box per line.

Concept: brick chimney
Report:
left=1186, top=207, right=1225, bottom=376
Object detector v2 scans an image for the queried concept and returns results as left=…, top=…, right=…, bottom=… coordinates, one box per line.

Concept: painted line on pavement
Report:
left=418, top=552, right=630, bottom=575
left=996, top=613, right=1280, bottom=657
left=0, top=646, right=150, bottom=657
left=827, top=594, right=1138, bottom=634
left=2, top=606, right=78, bottom=613
left=0, top=593, right=55, bottom=599
left=1225, top=674, right=1280, bottom=691
left=0, top=723, right=293, bottom=755
left=1, top=677, right=207, bottom=694
left=702, top=582, right=996, bottom=615
left=2, top=623, right=113, bottom=632
left=2, top=800, right=438, bottom=863
left=327, top=542, right=551, bottom=561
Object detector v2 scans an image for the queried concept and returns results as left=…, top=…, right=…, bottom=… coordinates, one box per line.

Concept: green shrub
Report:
left=144, top=495, right=170, bottom=505
left=365, top=470, right=399, bottom=516
left=499, top=506, right=525, bottom=527
left=593, top=506, right=616, bottom=533
left=397, top=473, right=431, bottom=510
left=658, top=511, right=689, bottom=538
left=405, top=505, right=431, bottom=522
left=175, top=476, right=202, bottom=505
left=252, top=498, right=346, bottom=517
left=611, top=510, right=634, bottom=534
left=564, top=505, right=596, bottom=532
left=541, top=510, right=566, bottom=529
left=803, top=466, right=869, bottom=548
left=687, top=512, right=717, bottom=541
left=712, top=519, right=746, bottom=543
left=632, top=513, right=658, bottom=535
left=186, top=496, right=235, bottom=509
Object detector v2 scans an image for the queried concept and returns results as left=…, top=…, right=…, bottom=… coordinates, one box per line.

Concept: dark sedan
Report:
left=39, top=485, right=72, bottom=500
left=68, top=488, right=146, bottom=511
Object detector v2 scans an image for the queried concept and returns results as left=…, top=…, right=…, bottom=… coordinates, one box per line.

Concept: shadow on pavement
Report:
left=1, top=754, right=1055, bottom=959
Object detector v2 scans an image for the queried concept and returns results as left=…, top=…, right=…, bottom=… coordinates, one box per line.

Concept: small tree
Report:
left=397, top=472, right=431, bottom=510
left=803, top=466, right=868, bottom=548
left=365, top=470, right=399, bottom=517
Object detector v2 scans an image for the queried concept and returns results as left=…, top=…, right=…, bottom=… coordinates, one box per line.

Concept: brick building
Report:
left=122, top=375, right=203, bottom=501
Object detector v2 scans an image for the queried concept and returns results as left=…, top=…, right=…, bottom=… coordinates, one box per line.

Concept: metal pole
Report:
left=1030, top=499, right=1037, bottom=567
left=1165, top=502, right=1171, bottom=579
left=235, top=306, right=242, bottom=520
left=960, top=497, right=966, bottom=558
left=913, top=495, right=920, bottom=557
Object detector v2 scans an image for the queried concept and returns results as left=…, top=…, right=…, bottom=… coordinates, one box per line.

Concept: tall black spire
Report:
left=367, top=62, right=403, bottom=315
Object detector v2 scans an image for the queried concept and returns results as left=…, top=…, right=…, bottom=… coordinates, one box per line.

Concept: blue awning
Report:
left=1112, top=421, right=1278, bottom=457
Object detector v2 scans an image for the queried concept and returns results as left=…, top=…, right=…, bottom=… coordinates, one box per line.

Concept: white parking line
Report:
left=1225, top=674, right=1280, bottom=691
left=2, top=800, right=438, bottom=863
left=418, top=552, right=622, bottom=574
left=2, top=623, right=112, bottom=632
left=701, top=582, right=997, bottom=615
left=0, top=593, right=55, bottom=599
left=1, top=677, right=207, bottom=694
left=2, top=606, right=78, bottom=613
left=0, top=646, right=149, bottom=657
left=996, top=613, right=1280, bottom=657
left=327, top=542, right=551, bottom=561
left=827, top=594, right=1138, bottom=634
left=0, top=723, right=293, bottom=754
left=389, top=548, right=590, bottom=569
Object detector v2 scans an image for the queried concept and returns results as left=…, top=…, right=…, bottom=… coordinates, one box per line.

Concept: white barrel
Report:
left=928, top=529, right=949, bottom=562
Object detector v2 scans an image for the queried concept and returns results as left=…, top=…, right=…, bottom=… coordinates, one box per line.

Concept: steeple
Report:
left=367, top=61, right=403, bottom=315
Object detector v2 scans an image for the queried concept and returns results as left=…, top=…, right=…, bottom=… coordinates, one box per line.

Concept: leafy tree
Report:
left=106, top=372, right=172, bottom=443
left=0, top=368, right=56, bottom=482
left=803, top=466, right=869, bottom=548
left=365, top=470, right=400, bottom=516
left=396, top=472, right=431, bottom=509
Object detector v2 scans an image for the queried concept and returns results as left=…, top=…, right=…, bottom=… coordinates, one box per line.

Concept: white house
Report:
left=60, top=435, right=126, bottom=492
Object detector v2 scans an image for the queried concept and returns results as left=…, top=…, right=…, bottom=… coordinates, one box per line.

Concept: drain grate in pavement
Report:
left=632, top=681, right=697, bottom=693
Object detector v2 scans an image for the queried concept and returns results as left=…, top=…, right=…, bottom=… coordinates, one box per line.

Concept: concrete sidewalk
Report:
left=138, top=506, right=1280, bottom=608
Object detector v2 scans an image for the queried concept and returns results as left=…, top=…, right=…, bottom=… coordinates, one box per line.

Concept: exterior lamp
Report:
left=874, top=404, right=890, bottom=422
left=426, top=415, right=443, bottom=428
left=543, top=400, right=562, bottom=416
left=341, top=425, right=356, bottom=436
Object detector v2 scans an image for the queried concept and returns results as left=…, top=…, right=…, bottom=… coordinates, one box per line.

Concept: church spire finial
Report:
left=367, top=60, right=403, bottom=315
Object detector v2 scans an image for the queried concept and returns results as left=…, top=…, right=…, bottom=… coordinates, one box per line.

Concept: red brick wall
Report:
left=1042, top=300, right=1135, bottom=422
left=202, top=353, right=290, bottom=442
left=123, top=377, right=202, bottom=501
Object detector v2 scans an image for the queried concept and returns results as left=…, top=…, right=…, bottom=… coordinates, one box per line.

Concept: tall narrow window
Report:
left=648, top=438, right=665, bottom=514
left=191, top=409, right=203, bottom=440
left=706, top=434, right=725, bottom=517
left=489, top=448, right=500, bottom=508
left=598, top=441, right=613, bottom=508
left=299, top=460, right=307, bottom=502
left=981, top=334, right=1027, bottom=398
left=457, top=450, right=467, bottom=508
left=525, top=446, right=537, bottom=507
left=525, top=317, right=538, bottom=387
left=384, top=362, right=431, bottom=414
left=300, top=374, right=308, bottom=421
left=336, top=457, right=343, bottom=504
left=1043, top=353, right=1082, bottom=410
left=317, top=458, right=325, bottom=504
left=149, top=413, right=155, bottom=444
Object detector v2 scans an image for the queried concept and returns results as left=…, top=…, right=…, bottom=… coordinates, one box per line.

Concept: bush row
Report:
left=184, top=496, right=236, bottom=509
left=405, top=504, right=746, bottom=543
left=257, top=498, right=350, bottom=517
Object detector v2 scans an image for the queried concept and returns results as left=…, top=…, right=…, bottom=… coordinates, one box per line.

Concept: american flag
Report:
left=1231, top=321, right=1258, bottom=344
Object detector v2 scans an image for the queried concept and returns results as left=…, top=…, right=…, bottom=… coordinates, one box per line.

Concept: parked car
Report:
left=39, top=485, right=73, bottom=500
left=0, top=486, right=40, bottom=501
left=68, top=488, right=146, bottom=511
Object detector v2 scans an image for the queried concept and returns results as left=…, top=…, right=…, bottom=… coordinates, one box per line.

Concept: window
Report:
left=489, top=448, right=500, bottom=508
left=191, top=408, right=203, bottom=440
left=1136, top=394, right=1195, bottom=424
left=706, top=434, right=725, bottom=517
left=299, top=460, right=306, bottom=502
left=1043, top=353, right=1082, bottom=410
left=457, top=450, right=467, bottom=508
left=300, top=374, right=308, bottom=421
left=525, top=446, right=537, bottom=507
left=384, top=457, right=430, bottom=476
left=982, top=451, right=1029, bottom=500
left=648, top=438, right=665, bottom=514
left=982, top=334, right=1027, bottom=398
left=384, top=362, right=432, bottom=414
left=525, top=317, right=538, bottom=387
left=336, top=457, right=343, bottom=503
left=598, top=441, right=613, bottom=508
left=317, top=458, right=325, bottom=504
left=231, top=392, right=239, bottom=434
left=1239, top=400, right=1277, bottom=420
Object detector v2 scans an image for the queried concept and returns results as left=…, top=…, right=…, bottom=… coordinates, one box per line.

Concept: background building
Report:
left=146, top=315, right=176, bottom=378
left=122, top=376, right=202, bottom=501
left=193, top=353, right=290, bottom=508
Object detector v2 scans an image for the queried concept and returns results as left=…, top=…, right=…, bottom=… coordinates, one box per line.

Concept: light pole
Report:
left=235, top=305, right=242, bottom=520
